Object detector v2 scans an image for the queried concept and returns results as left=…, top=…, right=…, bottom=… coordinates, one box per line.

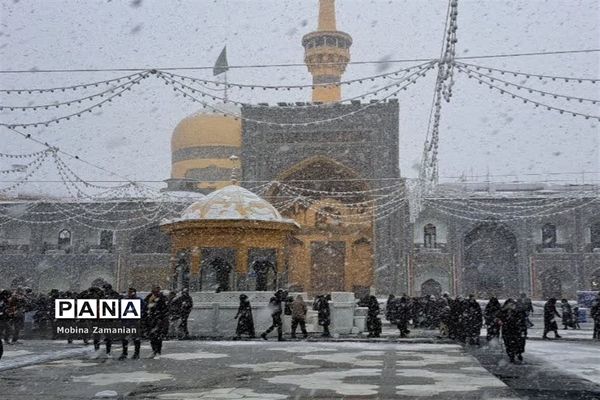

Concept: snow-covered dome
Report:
left=178, top=184, right=291, bottom=223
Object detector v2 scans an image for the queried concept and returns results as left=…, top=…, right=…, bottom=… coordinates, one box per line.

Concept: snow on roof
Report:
left=163, top=184, right=297, bottom=225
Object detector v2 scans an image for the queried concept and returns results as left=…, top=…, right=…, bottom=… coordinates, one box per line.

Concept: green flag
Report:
left=213, top=46, right=229, bottom=76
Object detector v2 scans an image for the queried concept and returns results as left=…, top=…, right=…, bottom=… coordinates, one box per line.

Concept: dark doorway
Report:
left=464, top=223, right=519, bottom=298
left=252, top=260, right=276, bottom=291
left=421, top=279, right=442, bottom=297
left=310, top=241, right=345, bottom=294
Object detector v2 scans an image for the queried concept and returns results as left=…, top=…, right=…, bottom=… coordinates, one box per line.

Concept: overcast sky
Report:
left=0, top=0, right=599, bottom=196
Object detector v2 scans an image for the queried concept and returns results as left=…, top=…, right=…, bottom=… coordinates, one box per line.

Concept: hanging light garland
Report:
left=1, top=73, right=151, bottom=129
left=160, top=65, right=434, bottom=127
left=455, top=61, right=599, bottom=84
left=456, top=66, right=600, bottom=121
left=0, top=73, right=150, bottom=111
left=158, top=62, right=434, bottom=110
left=159, top=61, right=434, bottom=92
left=457, top=64, right=599, bottom=105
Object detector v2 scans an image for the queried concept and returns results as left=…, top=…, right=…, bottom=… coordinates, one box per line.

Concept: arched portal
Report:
left=463, top=223, right=519, bottom=298
left=266, top=156, right=373, bottom=295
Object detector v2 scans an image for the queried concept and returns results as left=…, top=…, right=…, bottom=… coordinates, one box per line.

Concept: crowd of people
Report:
left=1, top=284, right=599, bottom=363
left=0, top=284, right=194, bottom=361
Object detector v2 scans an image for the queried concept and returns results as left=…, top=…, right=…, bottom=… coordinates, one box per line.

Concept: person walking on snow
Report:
left=144, top=286, right=169, bottom=358
left=290, top=295, right=308, bottom=339
left=484, top=296, right=502, bottom=342
left=542, top=298, right=562, bottom=339
left=314, top=294, right=331, bottom=337
left=499, top=298, right=528, bottom=363
left=261, top=289, right=285, bottom=341
left=119, top=287, right=144, bottom=360
left=234, top=294, right=255, bottom=340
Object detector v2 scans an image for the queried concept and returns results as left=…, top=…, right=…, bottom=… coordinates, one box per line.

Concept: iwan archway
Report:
left=463, top=222, right=519, bottom=298
left=265, top=156, right=374, bottom=296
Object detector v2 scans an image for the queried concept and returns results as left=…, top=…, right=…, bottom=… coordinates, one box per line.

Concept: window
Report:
left=424, top=224, right=437, bottom=248
left=58, top=229, right=71, bottom=250
left=542, top=223, right=557, bottom=248
left=99, top=230, right=113, bottom=250
left=591, top=222, right=600, bottom=249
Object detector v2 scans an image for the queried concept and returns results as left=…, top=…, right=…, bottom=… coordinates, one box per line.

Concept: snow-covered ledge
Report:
left=183, top=291, right=361, bottom=337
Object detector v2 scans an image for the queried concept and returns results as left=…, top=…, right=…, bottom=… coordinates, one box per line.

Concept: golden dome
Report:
left=171, top=105, right=242, bottom=152
left=169, top=105, right=242, bottom=193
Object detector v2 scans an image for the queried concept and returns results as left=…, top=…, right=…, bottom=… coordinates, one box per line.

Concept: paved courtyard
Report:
left=1, top=338, right=599, bottom=399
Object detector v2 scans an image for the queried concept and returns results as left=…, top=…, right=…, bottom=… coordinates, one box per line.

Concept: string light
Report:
left=457, top=66, right=600, bottom=121
left=456, top=61, right=599, bottom=84
left=158, top=62, right=434, bottom=110
left=0, top=73, right=149, bottom=111
left=1, top=73, right=150, bottom=129
left=0, top=71, right=148, bottom=94
left=161, top=65, right=433, bottom=127
left=457, top=64, right=599, bottom=104
left=159, top=62, right=433, bottom=91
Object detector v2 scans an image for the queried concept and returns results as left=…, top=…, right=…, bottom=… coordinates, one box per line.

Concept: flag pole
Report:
left=224, top=70, right=228, bottom=102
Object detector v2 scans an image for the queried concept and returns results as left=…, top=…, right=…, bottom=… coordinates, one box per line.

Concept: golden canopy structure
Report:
left=160, top=184, right=299, bottom=291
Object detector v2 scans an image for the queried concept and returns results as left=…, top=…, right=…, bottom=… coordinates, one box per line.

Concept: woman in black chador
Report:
left=543, top=298, right=562, bottom=339
left=366, top=295, right=382, bottom=338
left=484, top=296, right=502, bottom=342
left=234, top=294, right=255, bottom=339
left=499, top=298, right=528, bottom=363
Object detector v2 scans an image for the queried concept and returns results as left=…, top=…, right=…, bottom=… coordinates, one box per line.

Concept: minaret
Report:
left=302, top=0, right=352, bottom=103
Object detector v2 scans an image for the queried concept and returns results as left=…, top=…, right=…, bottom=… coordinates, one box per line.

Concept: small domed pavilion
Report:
left=161, top=183, right=299, bottom=291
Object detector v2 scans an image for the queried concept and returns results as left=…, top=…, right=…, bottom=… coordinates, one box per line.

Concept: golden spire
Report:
left=302, top=0, right=352, bottom=103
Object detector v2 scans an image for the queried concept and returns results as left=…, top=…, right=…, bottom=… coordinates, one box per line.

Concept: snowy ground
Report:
left=526, top=341, right=600, bottom=385
left=0, top=340, right=522, bottom=400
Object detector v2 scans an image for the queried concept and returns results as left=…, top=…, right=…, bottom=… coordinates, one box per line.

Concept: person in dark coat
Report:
left=499, top=298, right=528, bottom=363
left=518, top=293, right=534, bottom=328
left=7, top=287, right=27, bottom=344
left=261, top=289, right=285, bottom=341
left=119, top=287, right=144, bottom=360
left=572, top=306, right=581, bottom=329
left=314, top=294, right=331, bottom=337
left=234, top=294, right=255, bottom=340
left=591, top=293, right=600, bottom=340
left=366, top=295, right=381, bottom=338
left=93, top=284, right=121, bottom=355
left=0, top=290, right=10, bottom=345
left=391, top=295, right=411, bottom=338
left=542, top=298, right=562, bottom=339
left=560, top=299, right=573, bottom=329
left=464, top=294, right=483, bottom=345
left=448, top=295, right=462, bottom=340
left=385, top=294, right=395, bottom=323
left=0, top=289, right=10, bottom=359
left=484, top=296, right=502, bottom=341
left=171, top=288, right=193, bottom=339
left=144, top=285, right=169, bottom=358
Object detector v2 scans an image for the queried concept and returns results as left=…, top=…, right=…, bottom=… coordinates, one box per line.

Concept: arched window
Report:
left=542, top=223, right=557, bottom=248
left=424, top=224, right=437, bottom=248
left=58, top=229, right=71, bottom=250
left=591, top=222, right=600, bottom=250
left=99, top=230, right=113, bottom=250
